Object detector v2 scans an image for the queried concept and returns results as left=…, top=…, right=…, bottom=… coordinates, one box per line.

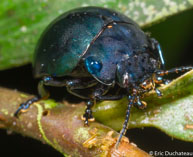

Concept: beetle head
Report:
left=116, top=52, right=159, bottom=89
left=116, top=60, right=136, bottom=88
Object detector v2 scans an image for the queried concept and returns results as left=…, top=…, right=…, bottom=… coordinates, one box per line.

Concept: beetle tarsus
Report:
left=14, top=96, right=40, bottom=117
left=163, top=79, right=170, bottom=85
left=83, top=100, right=94, bottom=126
left=134, top=96, right=147, bottom=109
left=155, top=88, right=162, bottom=97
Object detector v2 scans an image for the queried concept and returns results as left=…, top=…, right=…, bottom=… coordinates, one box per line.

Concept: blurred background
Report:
left=0, top=1, right=193, bottom=156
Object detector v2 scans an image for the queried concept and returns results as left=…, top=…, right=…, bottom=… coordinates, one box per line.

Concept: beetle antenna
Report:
left=115, top=94, right=135, bottom=149
left=156, top=66, right=193, bottom=76
left=156, top=44, right=165, bottom=69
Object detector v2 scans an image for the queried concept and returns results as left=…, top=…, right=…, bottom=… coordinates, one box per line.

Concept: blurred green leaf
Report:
left=93, top=70, right=193, bottom=142
left=0, top=0, right=193, bottom=70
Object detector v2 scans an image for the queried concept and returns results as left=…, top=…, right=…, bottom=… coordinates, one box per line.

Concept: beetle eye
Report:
left=85, top=56, right=102, bottom=75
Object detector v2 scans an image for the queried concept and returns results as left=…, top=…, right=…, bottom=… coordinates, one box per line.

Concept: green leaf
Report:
left=0, top=0, right=193, bottom=70
left=93, top=70, right=193, bottom=142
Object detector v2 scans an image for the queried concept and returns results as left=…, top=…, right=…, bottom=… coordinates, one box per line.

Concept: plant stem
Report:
left=0, top=87, right=150, bottom=157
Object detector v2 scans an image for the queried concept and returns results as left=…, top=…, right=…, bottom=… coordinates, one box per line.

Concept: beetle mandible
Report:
left=14, top=7, right=193, bottom=147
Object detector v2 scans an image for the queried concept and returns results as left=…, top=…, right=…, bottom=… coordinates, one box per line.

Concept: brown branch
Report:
left=0, top=87, right=150, bottom=157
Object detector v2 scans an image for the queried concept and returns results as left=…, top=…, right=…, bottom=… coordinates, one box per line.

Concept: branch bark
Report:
left=0, top=87, right=150, bottom=157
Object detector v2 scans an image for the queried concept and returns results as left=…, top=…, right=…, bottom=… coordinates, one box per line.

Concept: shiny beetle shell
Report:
left=33, top=7, right=162, bottom=86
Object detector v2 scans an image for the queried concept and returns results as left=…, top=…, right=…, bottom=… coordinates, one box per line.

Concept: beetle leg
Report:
left=83, top=84, right=112, bottom=125
left=95, top=94, right=124, bottom=100
left=83, top=86, right=125, bottom=125
left=66, top=79, right=97, bottom=89
left=14, top=80, right=49, bottom=117
left=82, top=100, right=95, bottom=126
left=42, top=76, right=97, bottom=89
left=83, top=94, right=124, bottom=124
left=66, top=88, right=89, bottom=99
left=155, top=88, right=162, bottom=97
left=14, top=97, right=40, bottom=117
left=162, top=79, right=170, bottom=85
left=134, top=96, right=147, bottom=109
left=42, top=76, right=66, bottom=87
left=43, top=77, right=98, bottom=99
left=43, top=77, right=100, bottom=100
left=66, top=79, right=98, bottom=99
left=156, top=66, right=193, bottom=76
left=115, top=94, right=135, bottom=148
left=82, top=93, right=123, bottom=125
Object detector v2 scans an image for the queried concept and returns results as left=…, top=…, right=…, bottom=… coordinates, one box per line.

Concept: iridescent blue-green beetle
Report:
left=15, top=7, right=193, bottom=147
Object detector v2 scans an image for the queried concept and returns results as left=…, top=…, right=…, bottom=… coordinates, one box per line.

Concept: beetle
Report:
left=14, top=6, right=193, bottom=147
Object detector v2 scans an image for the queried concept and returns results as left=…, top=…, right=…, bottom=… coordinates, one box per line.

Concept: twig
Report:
left=0, top=87, right=150, bottom=157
